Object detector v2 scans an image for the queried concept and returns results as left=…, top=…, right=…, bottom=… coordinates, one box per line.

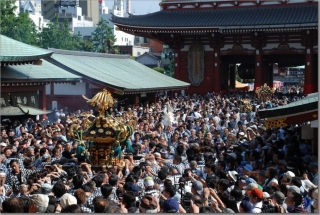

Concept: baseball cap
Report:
left=42, top=183, right=53, bottom=191
left=248, top=188, right=263, bottom=199
left=243, top=182, right=258, bottom=190
left=227, top=153, right=237, bottom=160
left=192, top=181, right=203, bottom=195
left=240, top=200, right=253, bottom=213
left=272, top=191, right=285, bottom=204
left=286, top=185, right=300, bottom=194
left=162, top=198, right=179, bottom=213
left=250, top=125, right=258, bottom=130
left=243, top=183, right=258, bottom=190
left=241, top=178, right=257, bottom=185
left=263, top=192, right=270, bottom=198
left=258, top=170, right=266, bottom=177
left=227, top=171, right=238, bottom=182
left=278, top=160, right=287, bottom=166
left=125, top=182, right=139, bottom=195
left=243, top=164, right=253, bottom=172
left=144, top=176, right=154, bottom=187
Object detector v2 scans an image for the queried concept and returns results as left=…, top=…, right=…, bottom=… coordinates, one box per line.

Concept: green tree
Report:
left=1, top=0, right=38, bottom=45
left=91, top=18, right=119, bottom=54
left=152, top=67, right=165, bottom=74
left=39, top=18, right=87, bottom=51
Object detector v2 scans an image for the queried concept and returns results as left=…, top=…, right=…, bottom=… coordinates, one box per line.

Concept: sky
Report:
left=104, top=0, right=161, bottom=15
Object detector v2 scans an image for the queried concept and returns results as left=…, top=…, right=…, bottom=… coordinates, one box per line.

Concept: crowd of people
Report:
left=0, top=90, right=318, bottom=213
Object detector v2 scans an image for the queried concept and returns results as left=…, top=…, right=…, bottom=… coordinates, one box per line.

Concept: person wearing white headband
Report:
left=0, top=172, right=12, bottom=198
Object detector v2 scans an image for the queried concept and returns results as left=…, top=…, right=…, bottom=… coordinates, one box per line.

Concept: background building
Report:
left=16, top=0, right=49, bottom=30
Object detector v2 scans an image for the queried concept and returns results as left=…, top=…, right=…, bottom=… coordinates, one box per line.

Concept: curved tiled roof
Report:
left=257, top=93, right=318, bottom=119
left=112, top=4, right=318, bottom=28
left=47, top=49, right=190, bottom=92
left=0, top=35, right=53, bottom=63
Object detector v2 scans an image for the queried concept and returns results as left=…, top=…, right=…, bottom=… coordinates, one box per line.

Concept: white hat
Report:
left=227, top=171, right=238, bottom=182
left=284, top=171, right=295, bottom=180
left=250, top=125, right=258, bottom=130
left=263, top=192, right=270, bottom=198
left=29, top=194, right=49, bottom=208
left=286, top=185, right=300, bottom=194
left=227, top=153, right=237, bottom=160
left=243, top=183, right=258, bottom=190
left=0, top=142, right=7, bottom=147
left=60, top=193, right=77, bottom=209
left=239, top=132, right=245, bottom=136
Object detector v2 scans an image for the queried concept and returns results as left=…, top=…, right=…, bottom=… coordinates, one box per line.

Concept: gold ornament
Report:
left=255, top=83, right=275, bottom=102
left=90, top=130, right=96, bottom=135
left=98, top=129, right=104, bottom=133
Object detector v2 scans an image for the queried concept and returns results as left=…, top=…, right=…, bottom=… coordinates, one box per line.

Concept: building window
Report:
left=144, top=37, right=148, bottom=43
left=122, top=37, right=123, bottom=41
left=78, top=16, right=81, bottom=20
left=62, top=9, right=65, bottom=13
left=103, top=9, right=105, bottom=14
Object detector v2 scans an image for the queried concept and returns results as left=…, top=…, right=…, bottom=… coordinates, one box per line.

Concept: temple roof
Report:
left=47, top=49, right=190, bottom=93
left=112, top=4, right=318, bottom=29
left=0, top=104, right=53, bottom=116
left=0, top=35, right=53, bottom=64
left=1, top=59, right=81, bottom=83
left=258, top=93, right=318, bottom=119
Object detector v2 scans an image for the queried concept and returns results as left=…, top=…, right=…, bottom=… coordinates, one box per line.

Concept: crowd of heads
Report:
left=0, top=90, right=318, bottom=213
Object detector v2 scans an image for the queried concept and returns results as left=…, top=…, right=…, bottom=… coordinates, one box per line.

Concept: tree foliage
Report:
left=152, top=67, right=165, bottom=74
left=1, top=0, right=121, bottom=54
left=1, top=0, right=38, bottom=45
left=38, top=18, right=84, bottom=50
left=91, top=18, right=119, bottom=54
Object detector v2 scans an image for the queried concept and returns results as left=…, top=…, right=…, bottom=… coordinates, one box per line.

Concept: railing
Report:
left=84, top=16, right=92, bottom=21
left=55, top=13, right=76, bottom=18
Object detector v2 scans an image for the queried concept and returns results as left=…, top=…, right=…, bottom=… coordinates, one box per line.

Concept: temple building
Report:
left=111, top=0, right=318, bottom=95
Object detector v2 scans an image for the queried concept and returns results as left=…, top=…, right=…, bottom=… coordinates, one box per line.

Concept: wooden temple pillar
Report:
left=169, top=91, right=174, bottom=100
left=266, top=63, right=274, bottom=88
left=133, top=94, right=139, bottom=106
left=40, top=85, right=47, bottom=120
left=212, top=34, right=221, bottom=93
left=303, top=29, right=317, bottom=94
left=229, top=64, right=236, bottom=91
left=254, top=47, right=263, bottom=91
left=220, top=62, right=229, bottom=93
left=174, top=48, right=181, bottom=80
left=304, top=45, right=314, bottom=94
left=152, top=92, right=157, bottom=104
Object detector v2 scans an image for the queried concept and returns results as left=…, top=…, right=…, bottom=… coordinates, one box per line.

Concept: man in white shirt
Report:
left=248, top=188, right=263, bottom=213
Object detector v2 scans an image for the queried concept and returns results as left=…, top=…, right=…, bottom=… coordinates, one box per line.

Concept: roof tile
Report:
left=112, top=5, right=318, bottom=28
left=0, top=35, right=53, bottom=62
